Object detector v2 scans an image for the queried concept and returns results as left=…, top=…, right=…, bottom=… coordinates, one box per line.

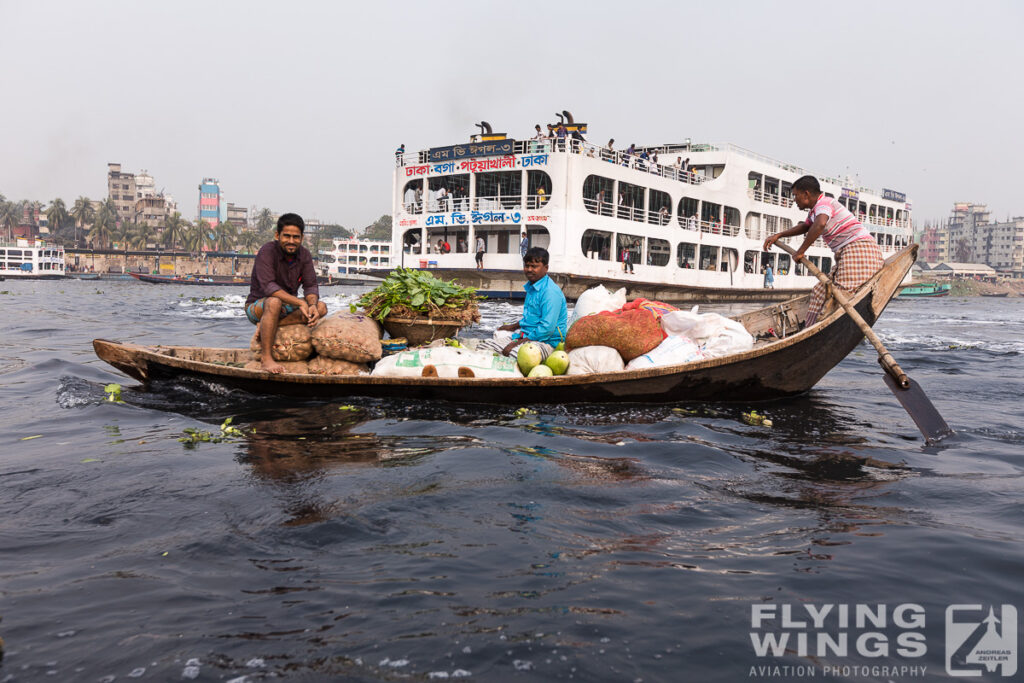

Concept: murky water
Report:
left=1, top=281, right=1021, bottom=682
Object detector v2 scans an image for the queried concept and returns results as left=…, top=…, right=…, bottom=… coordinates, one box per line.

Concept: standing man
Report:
left=245, top=213, right=327, bottom=373
left=764, top=175, right=882, bottom=327
left=475, top=234, right=485, bottom=270
left=763, top=262, right=774, bottom=289
left=519, top=231, right=529, bottom=259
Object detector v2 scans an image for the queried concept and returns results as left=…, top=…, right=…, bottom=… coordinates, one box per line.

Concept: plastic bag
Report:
left=625, top=335, right=704, bottom=370
left=371, top=346, right=523, bottom=378
left=566, top=345, right=625, bottom=375
left=568, top=285, right=627, bottom=328
left=660, top=308, right=754, bottom=358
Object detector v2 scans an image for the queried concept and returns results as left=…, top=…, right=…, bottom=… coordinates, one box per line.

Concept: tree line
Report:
left=0, top=193, right=392, bottom=256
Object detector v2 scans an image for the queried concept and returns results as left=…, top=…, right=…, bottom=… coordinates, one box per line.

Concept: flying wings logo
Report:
left=946, top=605, right=1017, bottom=677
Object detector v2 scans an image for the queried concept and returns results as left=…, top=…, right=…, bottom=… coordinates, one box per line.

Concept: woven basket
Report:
left=382, top=317, right=466, bottom=346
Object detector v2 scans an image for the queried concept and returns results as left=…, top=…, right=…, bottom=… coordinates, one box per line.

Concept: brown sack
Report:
left=311, top=313, right=382, bottom=362
left=565, top=308, right=664, bottom=362
left=307, top=355, right=368, bottom=376
left=244, top=359, right=309, bottom=374
left=249, top=324, right=314, bottom=362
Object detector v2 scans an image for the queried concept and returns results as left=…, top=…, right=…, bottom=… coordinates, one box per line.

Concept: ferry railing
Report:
left=748, top=188, right=795, bottom=208
left=525, top=194, right=549, bottom=210
left=647, top=209, right=672, bottom=226
left=582, top=197, right=615, bottom=217
left=473, top=195, right=523, bottom=211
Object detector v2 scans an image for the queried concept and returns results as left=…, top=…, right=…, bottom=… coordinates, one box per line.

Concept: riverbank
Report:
left=913, top=278, right=1021, bottom=297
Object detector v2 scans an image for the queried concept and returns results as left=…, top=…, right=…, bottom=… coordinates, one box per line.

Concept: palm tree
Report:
left=183, top=219, right=213, bottom=256
left=45, top=198, right=70, bottom=240
left=1, top=200, right=24, bottom=241
left=112, top=220, right=134, bottom=253
left=238, top=229, right=262, bottom=255
left=255, top=207, right=274, bottom=234
left=132, top=221, right=154, bottom=250
left=161, top=212, right=188, bottom=274
left=70, top=197, right=94, bottom=247
left=213, top=221, right=237, bottom=252
left=87, top=205, right=114, bottom=250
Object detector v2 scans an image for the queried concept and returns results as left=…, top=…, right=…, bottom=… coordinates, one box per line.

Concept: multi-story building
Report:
left=135, top=170, right=156, bottom=200
left=946, top=202, right=991, bottom=263
left=226, top=203, right=248, bottom=229
left=107, top=163, right=137, bottom=224
left=984, top=217, right=1024, bottom=277
left=198, top=178, right=221, bottom=228
left=134, top=196, right=171, bottom=232
left=917, top=223, right=948, bottom=263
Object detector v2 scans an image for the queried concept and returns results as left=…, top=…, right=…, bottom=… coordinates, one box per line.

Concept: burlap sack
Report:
left=311, top=313, right=382, bottom=363
left=565, top=308, right=664, bottom=361
left=249, top=324, right=314, bottom=362
left=244, top=359, right=309, bottom=374
left=307, top=355, right=368, bottom=376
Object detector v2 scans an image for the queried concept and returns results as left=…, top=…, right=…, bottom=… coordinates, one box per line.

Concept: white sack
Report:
left=660, top=308, right=754, bottom=358
left=625, top=335, right=704, bottom=370
left=566, top=345, right=625, bottom=375
left=568, top=285, right=627, bottom=328
left=371, top=346, right=523, bottom=378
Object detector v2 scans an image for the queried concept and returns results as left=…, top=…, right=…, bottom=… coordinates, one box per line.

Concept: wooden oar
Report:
left=773, top=242, right=953, bottom=444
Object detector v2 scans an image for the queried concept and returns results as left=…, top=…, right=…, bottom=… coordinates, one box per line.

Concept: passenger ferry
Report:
left=390, top=113, right=914, bottom=301
left=0, top=239, right=66, bottom=279
left=317, top=238, right=392, bottom=283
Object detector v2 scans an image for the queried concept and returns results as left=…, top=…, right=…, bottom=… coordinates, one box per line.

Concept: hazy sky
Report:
left=2, top=1, right=1022, bottom=228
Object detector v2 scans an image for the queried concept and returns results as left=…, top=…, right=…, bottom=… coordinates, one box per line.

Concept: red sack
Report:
left=622, top=298, right=678, bottom=320
left=565, top=307, right=665, bottom=361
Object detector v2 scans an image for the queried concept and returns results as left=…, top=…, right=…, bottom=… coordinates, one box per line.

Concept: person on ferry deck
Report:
left=519, top=231, right=529, bottom=259
left=487, top=247, right=568, bottom=359
left=475, top=235, right=485, bottom=270
left=763, top=175, right=883, bottom=327
left=245, top=213, right=326, bottom=374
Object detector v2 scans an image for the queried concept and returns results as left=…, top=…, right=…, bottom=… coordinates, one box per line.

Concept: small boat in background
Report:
left=898, top=282, right=950, bottom=298
left=128, top=272, right=249, bottom=286
left=980, top=291, right=1009, bottom=298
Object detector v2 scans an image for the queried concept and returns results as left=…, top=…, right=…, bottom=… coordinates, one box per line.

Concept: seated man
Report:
left=484, top=247, right=567, bottom=359
left=245, top=213, right=327, bottom=373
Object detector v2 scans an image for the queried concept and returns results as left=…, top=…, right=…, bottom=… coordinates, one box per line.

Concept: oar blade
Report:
left=883, top=373, right=954, bottom=444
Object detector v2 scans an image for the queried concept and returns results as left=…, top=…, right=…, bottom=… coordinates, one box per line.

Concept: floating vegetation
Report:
left=742, top=410, right=772, bottom=427
left=104, top=383, right=125, bottom=403
left=178, top=417, right=248, bottom=448
left=514, top=407, right=536, bottom=418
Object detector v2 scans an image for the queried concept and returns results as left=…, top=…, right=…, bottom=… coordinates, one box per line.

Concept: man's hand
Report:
left=498, top=322, right=519, bottom=332
left=502, top=338, right=526, bottom=356
left=792, top=252, right=804, bottom=263
left=763, top=234, right=780, bottom=252
left=305, top=301, right=322, bottom=326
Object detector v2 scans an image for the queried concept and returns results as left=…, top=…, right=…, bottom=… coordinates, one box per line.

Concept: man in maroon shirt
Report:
left=245, top=213, right=327, bottom=373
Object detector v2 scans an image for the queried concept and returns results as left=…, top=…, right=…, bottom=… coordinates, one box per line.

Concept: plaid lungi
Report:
left=806, top=239, right=884, bottom=325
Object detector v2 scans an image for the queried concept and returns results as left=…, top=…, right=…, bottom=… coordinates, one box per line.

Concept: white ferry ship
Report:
left=317, top=238, right=391, bottom=283
left=389, top=113, right=913, bottom=301
left=0, top=239, right=66, bottom=280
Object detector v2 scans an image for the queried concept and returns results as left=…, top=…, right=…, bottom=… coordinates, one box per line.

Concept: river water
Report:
left=0, top=280, right=1021, bottom=682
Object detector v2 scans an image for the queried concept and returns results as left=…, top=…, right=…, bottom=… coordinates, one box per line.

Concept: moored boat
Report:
left=897, top=282, right=950, bottom=298
left=94, top=246, right=916, bottom=403
left=127, top=272, right=249, bottom=286
left=1, top=239, right=65, bottom=279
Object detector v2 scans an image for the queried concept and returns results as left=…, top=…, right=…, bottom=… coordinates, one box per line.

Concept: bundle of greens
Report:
left=359, top=267, right=482, bottom=324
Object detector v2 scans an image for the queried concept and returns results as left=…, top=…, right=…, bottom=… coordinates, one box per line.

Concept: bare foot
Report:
left=261, top=356, right=285, bottom=374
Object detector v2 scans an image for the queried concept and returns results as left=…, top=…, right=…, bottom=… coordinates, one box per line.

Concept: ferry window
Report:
left=677, top=242, right=696, bottom=269
left=475, top=171, right=521, bottom=211
left=528, top=227, right=551, bottom=251
left=886, top=207, right=894, bottom=223
left=745, top=212, right=762, bottom=240
left=744, top=250, right=758, bottom=273
left=748, top=172, right=762, bottom=192
left=617, top=181, right=645, bottom=223
left=528, top=170, right=552, bottom=209
left=699, top=245, right=720, bottom=271
left=858, top=201, right=867, bottom=216
left=821, top=257, right=832, bottom=273
left=582, top=229, right=612, bottom=260
left=701, top=201, right=721, bottom=225
left=677, top=197, right=699, bottom=228
left=710, top=165, right=725, bottom=179
left=723, top=206, right=740, bottom=232
left=649, top=189, right=671, bottom=225
left=583, top=175, right=614, bottom=217
left=778, top=254, right=791, bottom=275
left=761, top=252, right=777, bottom=271
left=402, top=179, right=423, bottom=214
left=721, top=248, right=739, bottom=272
left=779, top=218, right=792, bottom=232
left=617, top=233, right=643, bottom=266
left=781, top=181, right=793, bottom=200
left=764, top=176, right=779, bottom=198
left=402, top=229, right=423, bottom=254
left=648, top=238, right=670, bottom=266
left=764, top=215, right=778, bottom=235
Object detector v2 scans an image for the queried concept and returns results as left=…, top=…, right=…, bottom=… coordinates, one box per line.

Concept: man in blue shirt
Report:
left=490, top=247, right=567, bottom=358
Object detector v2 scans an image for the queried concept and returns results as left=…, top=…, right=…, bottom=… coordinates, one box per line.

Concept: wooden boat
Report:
left=897, top=282, right=950, bottom=298
left=94, top=246, right=917, bottom=404
left=980, top=291, right=1009, bottom=298
left=128, top=272, right=249, bottom=286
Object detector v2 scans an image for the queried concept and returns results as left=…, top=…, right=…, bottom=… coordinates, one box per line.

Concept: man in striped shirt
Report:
left=763, top=175, right=883, bottom=327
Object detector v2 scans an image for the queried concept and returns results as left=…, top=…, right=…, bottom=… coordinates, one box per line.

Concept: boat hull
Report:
left=128, top=272, right=248, bottom=286
left=94, top=247, right=916, bottom=404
